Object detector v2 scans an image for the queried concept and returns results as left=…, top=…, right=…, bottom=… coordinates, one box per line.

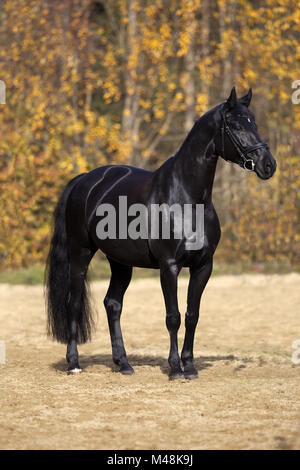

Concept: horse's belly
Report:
left=91, top=232, right=159, bottom=268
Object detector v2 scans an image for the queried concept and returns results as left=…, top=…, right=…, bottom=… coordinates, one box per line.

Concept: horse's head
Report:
left=217, top=87, right=276, bottom=180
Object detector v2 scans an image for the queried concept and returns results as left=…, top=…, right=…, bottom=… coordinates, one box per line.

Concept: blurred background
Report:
left=0, top=0, right=299, bottom=283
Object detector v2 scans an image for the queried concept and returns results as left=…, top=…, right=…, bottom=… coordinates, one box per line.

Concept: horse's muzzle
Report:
left=255, top=155, right=277, bottom=180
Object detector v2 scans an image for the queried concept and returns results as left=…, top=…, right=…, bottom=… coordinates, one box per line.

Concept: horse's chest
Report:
left=183, top=209, right=221, bottom=265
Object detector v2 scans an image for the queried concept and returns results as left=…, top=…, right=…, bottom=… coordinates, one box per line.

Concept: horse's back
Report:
left=67, top=164, right=151, bottom=216
left=65, top=164, right=157, bottom=267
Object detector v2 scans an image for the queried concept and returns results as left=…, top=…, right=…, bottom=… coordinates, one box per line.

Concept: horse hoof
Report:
left=169, top=371, right=184, bottom=381
left=120, top=365, right=135, bottom=375
left=67, top=367, right=82, bottom=375
left=184, top=372, right=198, bottom=380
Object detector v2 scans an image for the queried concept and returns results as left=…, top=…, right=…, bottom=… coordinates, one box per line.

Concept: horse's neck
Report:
left=168, top=113, right=219, bottom=204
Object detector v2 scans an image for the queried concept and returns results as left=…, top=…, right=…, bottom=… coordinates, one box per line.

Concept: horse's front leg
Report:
left=160, top=261, right=183, bottom=380
left=181, top=259, right=213, bottom=379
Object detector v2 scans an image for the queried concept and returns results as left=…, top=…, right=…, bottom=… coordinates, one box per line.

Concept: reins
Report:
left=220, top=106, right=269, bottom=171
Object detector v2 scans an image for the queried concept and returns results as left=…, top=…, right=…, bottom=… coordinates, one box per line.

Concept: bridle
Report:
left=220, top=106, right=269, bottom=171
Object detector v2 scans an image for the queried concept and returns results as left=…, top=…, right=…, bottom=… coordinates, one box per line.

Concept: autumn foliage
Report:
left=0, top=0, right=299, bottom=269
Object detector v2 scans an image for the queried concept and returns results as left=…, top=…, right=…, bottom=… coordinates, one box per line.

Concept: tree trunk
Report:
left=122, top=0, right=140, bottom=164
left=184, top=22, right=196, bottom=134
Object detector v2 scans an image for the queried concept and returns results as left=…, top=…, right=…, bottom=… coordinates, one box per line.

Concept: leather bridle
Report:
left=220, top=106, right=269, bottom=171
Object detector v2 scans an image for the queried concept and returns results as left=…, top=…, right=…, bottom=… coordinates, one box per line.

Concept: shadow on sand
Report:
left=52, top=353, right=237, bottom=377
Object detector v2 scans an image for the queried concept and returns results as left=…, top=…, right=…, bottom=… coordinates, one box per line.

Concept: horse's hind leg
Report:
left=66, top=245, right=96, bottom=374
left=104, top=258, right=133, bottom=375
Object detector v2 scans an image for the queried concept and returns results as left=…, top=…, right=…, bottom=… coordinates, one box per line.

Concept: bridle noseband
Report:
left=220, top=106, right=269, bottom=171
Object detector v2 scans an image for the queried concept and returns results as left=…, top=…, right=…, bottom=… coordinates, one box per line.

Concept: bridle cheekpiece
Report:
left=220, top=105, right=269, bottom=171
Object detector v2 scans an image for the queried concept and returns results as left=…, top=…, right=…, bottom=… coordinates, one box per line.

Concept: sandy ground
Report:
left=0, top=273, right=300, bottom=450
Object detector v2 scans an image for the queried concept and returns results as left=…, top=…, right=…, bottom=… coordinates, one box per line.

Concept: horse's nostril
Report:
left=265, top=162, right=272, bottom=173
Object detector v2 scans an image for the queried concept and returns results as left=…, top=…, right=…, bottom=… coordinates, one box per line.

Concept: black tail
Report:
left=45, top=173, right=94, bottom=344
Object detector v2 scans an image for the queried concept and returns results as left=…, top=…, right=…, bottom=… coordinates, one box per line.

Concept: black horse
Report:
left=46, top=87, right=276, bottom=379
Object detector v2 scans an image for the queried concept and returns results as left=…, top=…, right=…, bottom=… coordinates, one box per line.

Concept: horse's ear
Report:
left=239, top=88, right=252, bottom=107
left=225, top=87, right=237, bottom=109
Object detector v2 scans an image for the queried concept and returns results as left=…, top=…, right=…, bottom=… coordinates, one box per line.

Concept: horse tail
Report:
left=45, top=173, right=87, bottom=344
